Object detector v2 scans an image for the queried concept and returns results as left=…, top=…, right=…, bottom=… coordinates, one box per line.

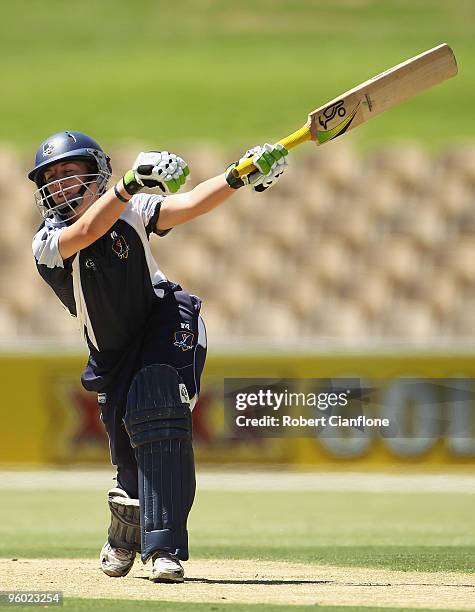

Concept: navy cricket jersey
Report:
left=32, top=193, right=175, bottom=390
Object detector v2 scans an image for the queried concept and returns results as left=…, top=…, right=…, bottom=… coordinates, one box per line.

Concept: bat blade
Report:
left=307, top=43, right=457, bottom=145
left=234, top=43, right=457, bottom=178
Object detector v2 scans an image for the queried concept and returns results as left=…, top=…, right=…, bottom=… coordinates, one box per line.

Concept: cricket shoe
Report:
left=150, top=551, right=184, bottom=583
left=100, top=541, right=136, bottom=577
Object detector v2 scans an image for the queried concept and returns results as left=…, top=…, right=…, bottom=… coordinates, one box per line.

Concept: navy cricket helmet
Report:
left=28, top=131, right=112, bottom=223
left=28, top=131, right=112, bottom=185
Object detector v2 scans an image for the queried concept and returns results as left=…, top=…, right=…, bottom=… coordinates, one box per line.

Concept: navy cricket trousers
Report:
left=96, top=289, right=207, bottom=498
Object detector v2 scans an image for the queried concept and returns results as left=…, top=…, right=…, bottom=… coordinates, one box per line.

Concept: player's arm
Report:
left=58, top=181, right=132, bottom=259
left=156, top=174, right=231, bottom=229
left=58, top=152, right=189, bottom=260
left=156, top=143, right=288, bottom=231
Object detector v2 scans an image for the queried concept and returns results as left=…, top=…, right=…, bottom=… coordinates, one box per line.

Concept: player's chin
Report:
left=71, top=200, right=94, bottom=220
left=60, top=199, right=93, bottom=224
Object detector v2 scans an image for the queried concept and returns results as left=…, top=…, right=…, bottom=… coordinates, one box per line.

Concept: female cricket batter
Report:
left=29, top=131, right=287, bottom=583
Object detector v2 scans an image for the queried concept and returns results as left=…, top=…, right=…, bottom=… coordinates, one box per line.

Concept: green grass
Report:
left=0, top=601, right=468, bottom=612
left=1, top=0, right=474, bottom=151
left=1, top=489, right=473, bottom=573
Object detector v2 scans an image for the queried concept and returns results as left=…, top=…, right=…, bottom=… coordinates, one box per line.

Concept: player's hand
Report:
left=225, top=143, right=288, bottom=192
left=123, top=151, right=190, bottom=196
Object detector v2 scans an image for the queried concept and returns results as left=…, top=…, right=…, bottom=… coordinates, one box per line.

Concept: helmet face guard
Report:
left=28, top=132, right=112, bottom=224
left=33, top=169, right=110, bottom=224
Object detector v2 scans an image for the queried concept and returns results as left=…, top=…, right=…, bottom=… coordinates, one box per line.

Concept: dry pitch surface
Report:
left=2, top=558, right=474, bottom=609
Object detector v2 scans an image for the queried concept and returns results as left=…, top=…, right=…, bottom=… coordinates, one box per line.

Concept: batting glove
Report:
left=123, top=151, right=190, bottom=196
left=225, top=143, right=288, bottom=192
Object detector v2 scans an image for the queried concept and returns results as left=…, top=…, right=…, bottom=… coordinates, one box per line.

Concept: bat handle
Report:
left=279, top=124, right=312, bottom=150
left=232, top=125, right=312, bottom=178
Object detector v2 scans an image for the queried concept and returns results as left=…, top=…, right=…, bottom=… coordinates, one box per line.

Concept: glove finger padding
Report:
left=248, top=143, right=288, bottom=192
left=225, top=143, right=288, bottom=192
left=132, top=151, right=190, bottom=195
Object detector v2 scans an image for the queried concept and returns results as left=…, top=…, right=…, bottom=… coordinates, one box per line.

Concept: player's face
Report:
left=42, top=160, right=99, bottom=219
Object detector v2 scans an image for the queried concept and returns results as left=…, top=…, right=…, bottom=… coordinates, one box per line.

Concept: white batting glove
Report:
left=225, top=143, right=288, bottom=192
left=123, top=151, right=190, bottom=196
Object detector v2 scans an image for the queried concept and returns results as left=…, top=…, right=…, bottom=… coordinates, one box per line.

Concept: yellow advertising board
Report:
left=0, top=350, right=474, bottom=465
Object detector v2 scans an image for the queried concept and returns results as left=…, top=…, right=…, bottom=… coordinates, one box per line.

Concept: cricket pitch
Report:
left=1, top=558, right=474, bottom=609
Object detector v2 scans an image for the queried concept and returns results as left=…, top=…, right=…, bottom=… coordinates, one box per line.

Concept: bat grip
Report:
left=279, top=125, right=312, bottom=150
left=232, top=125, right=311, bottom=178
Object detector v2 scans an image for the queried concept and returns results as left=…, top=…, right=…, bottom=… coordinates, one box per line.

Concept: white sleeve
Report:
left=32, top=225, right=65, bottom=269
left=127, top=193, right=170, bottom=236
left=129, top=193, right=163, bottom=226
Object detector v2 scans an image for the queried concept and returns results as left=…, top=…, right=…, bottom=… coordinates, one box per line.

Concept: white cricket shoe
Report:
left=100, top=541, right=136, bottom=577
left=150, top=551, right=184, bottom=583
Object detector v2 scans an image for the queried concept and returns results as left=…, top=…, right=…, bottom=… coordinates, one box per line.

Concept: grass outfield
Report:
left=1, top=0, right=474, bottom=151
left=1, top=489, right=473, bottom=573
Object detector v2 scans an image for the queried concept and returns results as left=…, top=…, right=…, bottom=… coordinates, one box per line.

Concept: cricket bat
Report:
left=233, top=43, right=457, bottom=178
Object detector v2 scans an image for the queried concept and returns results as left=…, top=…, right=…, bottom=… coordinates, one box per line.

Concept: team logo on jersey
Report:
left=173, top=330, right=194, bottom=351
left=85, top=258, right=98, bottom=271
left=111, top=231, right=129, bottom=260
left=43, top=142, right=55, bottom=156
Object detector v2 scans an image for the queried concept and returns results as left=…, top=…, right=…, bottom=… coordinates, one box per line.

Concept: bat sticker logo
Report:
left=318, top=100, right=346, bottom=130
left=317, top=102, right=360, bottom=144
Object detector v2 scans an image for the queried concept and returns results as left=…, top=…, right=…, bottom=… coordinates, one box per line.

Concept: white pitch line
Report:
left=0, top=470, right=474, bottom=493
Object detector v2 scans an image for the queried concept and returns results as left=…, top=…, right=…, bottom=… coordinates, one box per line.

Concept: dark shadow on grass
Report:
left=135, top=576, right=332, bottom=585
left=186, top=578, right=333, bottom=585
left=135, top=576, right=474, bottom=588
